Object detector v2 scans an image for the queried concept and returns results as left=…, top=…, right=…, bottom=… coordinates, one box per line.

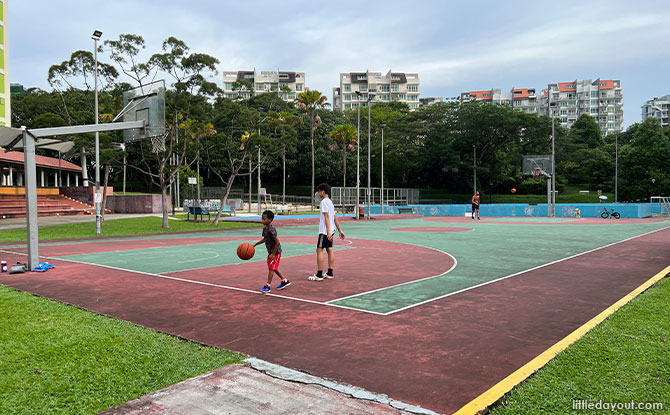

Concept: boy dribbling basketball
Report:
left=253, top=210, right=290, bottom=293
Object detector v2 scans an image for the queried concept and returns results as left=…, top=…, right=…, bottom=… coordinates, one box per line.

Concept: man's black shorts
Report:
left=472, top=204, right=479, bottom=211
left=317, top=233, right=334, bottom=249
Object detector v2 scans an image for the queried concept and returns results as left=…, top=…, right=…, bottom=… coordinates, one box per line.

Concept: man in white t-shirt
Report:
left=308, top=183, right=345, bottom=281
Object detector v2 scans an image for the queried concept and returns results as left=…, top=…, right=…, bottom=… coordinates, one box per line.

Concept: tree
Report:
left=106, top=34, right=219, bottom=228
left=295, top=90, right=329, bottom=207
left=619, top=118, right=670, bottom=200
left=204, top=100, right=285, bottom=225
left=328, top=124, right=358, bottom=187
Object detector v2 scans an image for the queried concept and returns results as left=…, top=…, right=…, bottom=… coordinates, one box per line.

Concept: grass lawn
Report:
left=488, top=276, right=670, bottom=415
left=0, top=216, right=262, bottom=243
left=0, top=285, right=246, bottom=415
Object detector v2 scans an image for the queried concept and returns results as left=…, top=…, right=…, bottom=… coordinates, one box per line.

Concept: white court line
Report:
left=326, top=242, right=457, bottom=303
left=0, top=249, right=385, bottom=316
left=380, top=224, right=670, bottom=316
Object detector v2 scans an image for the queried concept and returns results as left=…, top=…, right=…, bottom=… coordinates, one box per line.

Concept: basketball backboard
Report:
left=522, top=155, right=553, bottom=175
left=116, top=80, right=166, bottom=143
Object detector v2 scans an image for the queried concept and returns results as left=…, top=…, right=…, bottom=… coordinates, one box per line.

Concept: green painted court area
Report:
left=50, top=218, right=669, bottom=315
left=329, top=219, right=668, bottom=313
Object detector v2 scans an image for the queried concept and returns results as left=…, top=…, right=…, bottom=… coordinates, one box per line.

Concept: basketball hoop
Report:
left=150, top=133, right=167, bottom=154
left=531, top=169, right=541, bottom=179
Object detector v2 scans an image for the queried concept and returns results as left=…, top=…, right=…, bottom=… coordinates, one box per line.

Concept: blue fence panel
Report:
left=366, top=203, right=653, bottom=218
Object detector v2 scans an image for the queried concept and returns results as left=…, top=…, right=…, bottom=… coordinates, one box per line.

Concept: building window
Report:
left=391, top=85, right=399, bottom=92
left=343, top=84, right=351, bottom=92
left=224, top=83, right=233, bottom=90
left=379, top=84, right=389, bottom=92
left=358, top=75, right=367, bottom=81
left=407, top=84, right=418, bottom=92
left=360, top=85, right=368, bottom=92
left=244, top=74, right=254, bottom=79
left=296, top=84, right=303, bottom=91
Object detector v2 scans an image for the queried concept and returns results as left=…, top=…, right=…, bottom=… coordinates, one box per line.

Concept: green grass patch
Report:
left=0, top=285, right=245, bottom=414
left=489, top=276, right=670, bottom=415
left=0, top=216, right=262, bottom=243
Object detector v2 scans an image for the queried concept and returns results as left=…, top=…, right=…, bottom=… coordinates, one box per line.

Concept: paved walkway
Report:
left=100, top=359, right=430, bottom=415
left=0, top=213, right=171, bottom=231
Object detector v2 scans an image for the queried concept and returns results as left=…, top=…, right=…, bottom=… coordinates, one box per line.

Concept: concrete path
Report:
left=0, top=213, right=163, bottom=231
left=99, top=359, right=431, bottom=415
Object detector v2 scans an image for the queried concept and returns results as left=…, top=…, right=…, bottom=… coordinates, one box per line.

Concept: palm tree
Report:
left=296, top=90, right=329, bottom=208
left=329, top=124, right=358, bottom=187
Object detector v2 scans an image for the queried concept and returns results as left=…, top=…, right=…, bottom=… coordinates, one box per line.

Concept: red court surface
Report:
left=1, top=224, right=669, bottom=414
left=163, top=237, right=454, bottom=303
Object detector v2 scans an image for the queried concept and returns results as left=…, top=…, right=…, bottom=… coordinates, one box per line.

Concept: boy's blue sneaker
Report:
left=276, top=280, right=291, bottom=290
left=261, top=285, right=271, bottom=293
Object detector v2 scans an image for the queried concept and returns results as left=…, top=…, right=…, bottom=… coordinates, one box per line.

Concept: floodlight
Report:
left=92, top=30, right=102, bottom=40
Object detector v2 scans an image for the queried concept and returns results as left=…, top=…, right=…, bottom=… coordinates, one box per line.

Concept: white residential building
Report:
left=0, top=0, right=10, bottom=126
left=539, top=79, right=623, bottom=135
left=460, top=88, right=538, bottom=114
left=419, top=97, right=444, bottom=107
left=641, top=95, right=670, bottom=127
left=222, top=70, right=306, bottom=102
left=333, top=70, right=421, bottom=111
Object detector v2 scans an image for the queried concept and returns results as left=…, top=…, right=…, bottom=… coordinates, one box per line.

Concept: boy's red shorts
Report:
left=267, top=253, right=281, bottom=271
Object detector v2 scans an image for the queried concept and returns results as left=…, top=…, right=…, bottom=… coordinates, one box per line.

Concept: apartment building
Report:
left=221, top=70, right=306, bottom=102
left=539, top=79, right=623, bottom=135
left=641, top=95, right=669, bottom=127
left=419, top=97, right=444, bottom=107
left=332, top=70, right=421, bottom=111
left=0, top=1, right=10, bottom=126
left=460, top=88, right=538, bottom=114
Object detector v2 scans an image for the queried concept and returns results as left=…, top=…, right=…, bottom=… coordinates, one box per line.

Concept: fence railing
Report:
left=331, top=187, right=419, bottom=208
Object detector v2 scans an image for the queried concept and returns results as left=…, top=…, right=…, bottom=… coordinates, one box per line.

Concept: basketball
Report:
left=511, top=188, right=517, bottom=194
left=237, top=243, right=255, bottom=260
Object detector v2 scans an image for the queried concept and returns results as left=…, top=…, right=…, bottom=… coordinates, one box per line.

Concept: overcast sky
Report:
left=9, top=0, right=670, bottom=128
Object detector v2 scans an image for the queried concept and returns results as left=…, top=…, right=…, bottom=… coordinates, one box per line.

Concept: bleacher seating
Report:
left=0, top=194, right=97, bottom=219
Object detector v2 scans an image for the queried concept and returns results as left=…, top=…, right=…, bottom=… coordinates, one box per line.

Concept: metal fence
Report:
left=331, top=187, right=419, bottom=208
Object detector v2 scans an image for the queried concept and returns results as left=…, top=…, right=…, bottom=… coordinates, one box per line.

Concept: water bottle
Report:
left=1, top=261, right=6, bottom=273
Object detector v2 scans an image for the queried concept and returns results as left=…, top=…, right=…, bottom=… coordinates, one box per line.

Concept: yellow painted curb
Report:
left=453, top=264, right=670, bottom=415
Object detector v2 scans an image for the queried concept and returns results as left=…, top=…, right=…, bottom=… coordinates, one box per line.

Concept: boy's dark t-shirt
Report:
left=262, top=225, right=282, bottom=255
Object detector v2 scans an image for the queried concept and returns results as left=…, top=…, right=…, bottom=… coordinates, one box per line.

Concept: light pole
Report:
left=380, top=123, right=385, bottom=213
left=615, top=134, right=618, bottom=203
left=92, top=30, right=102, bottom=235
left=551, top=116, right=556, bottom=217
left=473, top=145, right=477, bottom=194
left=367, top=93, right=374, bottom=220
left=355, top=91, right=361, bottom=219
left=120, top=143, right=126, bottom=195
left=548, top=96, right=556, bottom=217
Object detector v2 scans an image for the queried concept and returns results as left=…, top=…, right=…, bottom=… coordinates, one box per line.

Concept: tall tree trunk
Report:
left=100, top=164, right=110, bottom=225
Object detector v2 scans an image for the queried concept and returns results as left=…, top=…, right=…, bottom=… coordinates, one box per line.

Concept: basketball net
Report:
left=531, top=169, right=541, bottom=179
left=150, top=133, right=167, bottom=154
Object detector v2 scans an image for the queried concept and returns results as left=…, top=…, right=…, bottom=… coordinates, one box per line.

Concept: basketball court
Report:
left=1, top=216, right=669, bottom=414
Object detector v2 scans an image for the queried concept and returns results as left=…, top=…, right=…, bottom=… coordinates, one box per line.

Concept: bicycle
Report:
left=601, top=207, right=620, bottom=219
